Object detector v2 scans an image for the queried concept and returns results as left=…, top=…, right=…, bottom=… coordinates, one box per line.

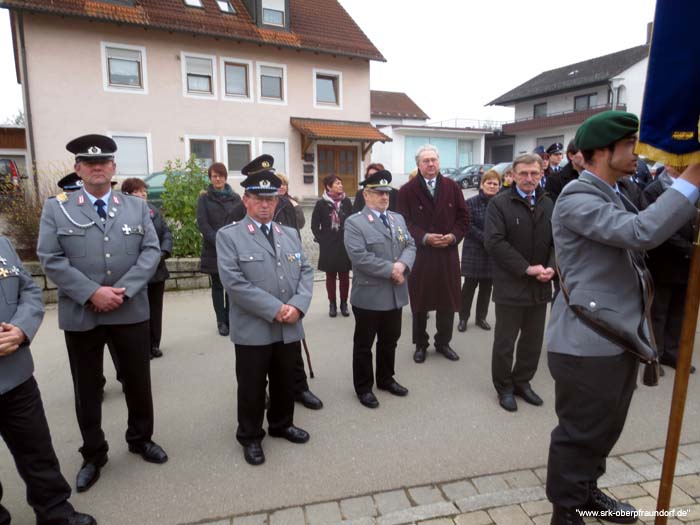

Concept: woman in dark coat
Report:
left=311, top=174, right=352, bottom=317
left=196, top=162, right=242, bottom=336
left=273, top=172, right=305, bottom=232
left=458, top=170, right=500, bottom=332
left=121, top=177, right=173, bottom=358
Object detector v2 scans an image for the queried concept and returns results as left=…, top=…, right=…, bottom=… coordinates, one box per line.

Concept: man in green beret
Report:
left=544, top=111, right=700, bottom=525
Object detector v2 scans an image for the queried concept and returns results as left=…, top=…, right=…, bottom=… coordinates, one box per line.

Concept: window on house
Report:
left=224, top=62, right=248, bottom=97
left=106, top=46, right=143, bottom=88
left=574, top=93, right=598, bottom=112
left=186, top=56, right=214, bottom=94
left=227, top=141, right=252, bottom=172
left=113, top=135, right=149, bottom=176
left=261, top=141, right=286, bottom=173
left=217, top=0, right=235, bottom=12
left=184, top=0, right=203, bottom=7
left=316, top=73, right=339, bottom=105
left=190, top=139, right=216, bottom=168
left=533, top=102, right=547, bottom=118
left=260, top=66, right=284, bottom=100
left=262, top=0, right=285, bottom=26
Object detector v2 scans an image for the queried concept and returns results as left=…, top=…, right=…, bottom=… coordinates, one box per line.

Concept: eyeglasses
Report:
left=419, top=158, right=439, bottom=164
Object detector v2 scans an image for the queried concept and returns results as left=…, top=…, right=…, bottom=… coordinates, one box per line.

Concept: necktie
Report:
left=95, top=199, right=107, bottom=220
left=379, top=213, right=390, bottom=230
left=427, top=179, right=435, bottom=197
left=260, top=224, right=275, bottom=249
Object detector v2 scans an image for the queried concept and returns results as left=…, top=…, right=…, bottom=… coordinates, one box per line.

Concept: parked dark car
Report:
left=144, top=169, right=208, bottom=209
left=0, top=158, right=23, bottom=193
left=441, top=167, right=460, bottom=177
left=448, top=163, right=494, bottom=189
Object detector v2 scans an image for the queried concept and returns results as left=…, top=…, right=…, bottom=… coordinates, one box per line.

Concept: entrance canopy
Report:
left=290, top=117, right=392, bottom=158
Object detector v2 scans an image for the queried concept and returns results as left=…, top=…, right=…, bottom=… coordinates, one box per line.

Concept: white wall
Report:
left=513, top=126, right=578, bottom=156
left=513, top=85, right=610, bottom=121
left=617, top=57, right=648, bottom=117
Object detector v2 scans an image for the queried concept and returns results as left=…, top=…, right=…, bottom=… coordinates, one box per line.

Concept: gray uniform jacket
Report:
left=0, top=236, right=44, bottom=395
left=344, top=208, right=416, bottom=311
left=38, top=190, right=160, bottom=332
left=546, top=170, right=696, bottom=357
left=216, top=216, right=314, bottom=345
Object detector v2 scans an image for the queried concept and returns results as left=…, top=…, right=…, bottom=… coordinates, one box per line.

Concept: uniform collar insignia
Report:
left=367, top=214, right=374, bottom=222
left=273, top=224, right=281, bottom=234
left=77, top=194, right=85, bottom=205
left=113, top=194, right=120, bottom=205
left=247, top=223, right=255, bottom=233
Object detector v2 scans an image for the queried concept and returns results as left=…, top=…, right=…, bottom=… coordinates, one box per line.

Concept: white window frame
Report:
left=184, top=134, right=220, bottom=166
left=181, top=52, right=218, bottom=100
left=107, top=131, right=153, bottom=177
left=261, top=0, right=285, bottom=27
left=312, top=68, right=343, bottom=110
left=256, top=61, right=287, bottom=105
left=258, top=138, right=289, bottom=175
left=101, top=41, right=148, bottom=95
left=183, top=0, right=203, bottom=7
left=223, top=136, right=256, bottom=177
left=216, top=0, right=235, bottom=13
left=219, top=57, right=253, bottom=103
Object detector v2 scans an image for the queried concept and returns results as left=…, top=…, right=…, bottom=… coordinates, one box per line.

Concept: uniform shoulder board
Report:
left=220, top=222, right=237, bottom=231
left=56, top=192, right=68, bottom=202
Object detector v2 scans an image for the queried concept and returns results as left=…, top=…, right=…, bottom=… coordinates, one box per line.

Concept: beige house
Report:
left=1, top=0, right=390, bottom=197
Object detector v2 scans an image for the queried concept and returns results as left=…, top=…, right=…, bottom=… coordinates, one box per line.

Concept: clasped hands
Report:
left=89, top=286, right=126, bottom=312
left=526, top=264, right=555, bottom=282
left=0, top=322, right=26, bottom=356
left=275, top=304, right=301, bottom=324
left=425, top=233, right=455, bottom=248
left=391, top=262, right=406, bottom=285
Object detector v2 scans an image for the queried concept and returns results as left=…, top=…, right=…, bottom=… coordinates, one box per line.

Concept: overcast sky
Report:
left=0, top=1, right=657, bottom=124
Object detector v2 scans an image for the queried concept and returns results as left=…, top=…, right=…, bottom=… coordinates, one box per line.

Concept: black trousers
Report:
left=412, top=310, right=454, bottom=346
left=293, top=352, right=309, bottom=394
left=0, top=377, right=74, bottom=523
left=547, top=351, right=638, bottom=508
left=235, top=341, right=299, bottom=446
left=352, top=306, right=402, bottom=394
left=147, top=280, right=166, bottom=349
left=65, top=321, right=154, bottom=462
left=209, top=273, right=229, bottom=326
left=459, top=278, right=492, bottom=322
left=651, top=282, right=686, bottom=361
left=491, top=303, right=546, bottom=394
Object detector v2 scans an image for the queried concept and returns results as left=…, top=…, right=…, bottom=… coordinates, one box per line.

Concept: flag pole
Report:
left=655, top=207, right=700, bottom=524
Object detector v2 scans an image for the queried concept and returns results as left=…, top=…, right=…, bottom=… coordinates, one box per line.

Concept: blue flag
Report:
left=636, top=0, right=700, bottom=165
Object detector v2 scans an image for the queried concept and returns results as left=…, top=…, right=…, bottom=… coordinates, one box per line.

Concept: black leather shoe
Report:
left=64, top=512, right=98, bottom=525
left=498, top=393, right=518, bottom=412
left=217, top=322, right=229, bottom=336
left=378, top=381, right=408, bottom=397
left=340, top=300, right=350, bottom=317
left=413, top=345, right=427, bottom=363
left=295, top=389, right=323, bottom=410
left=243, top=443, right=265, bottom=466
left=475, top=319, right=491, bottom=331
left=0, top=504, right=11, bottom=525
left=329, top=301, right=337, bottom=318
left=457, top=319, right=467, bottom=332
left=514, top=386, right=544, bottom=406
left=128, top=441, right=168, bottom=464
left=659, top=354, right=696, bottom=374
left=76, top=456, right=107, bottom=493
left=579, top=487, right=637, bottom=524
left=436, top=344, right=460, bottom=361
left=550, top=505, right=584, bottom=525
left=268, top=425, right=310, bottom=443
left=357, top=391, right=379, bottom=408
left=150, top=347, right=163, bottom=358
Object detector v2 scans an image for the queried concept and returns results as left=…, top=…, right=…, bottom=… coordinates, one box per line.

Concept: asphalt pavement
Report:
left=1, top=282, right=699, bottom=525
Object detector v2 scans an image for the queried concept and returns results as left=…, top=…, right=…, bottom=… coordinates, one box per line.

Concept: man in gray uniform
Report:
left=38, top=134, right=168, bottom=494
left=216, top=155, right=314, bottom=466
left=1, top=236, right=96, bottom=525
left=344, top=170, right=415, bottom=408
left=545, top=111, right=700, bottom=525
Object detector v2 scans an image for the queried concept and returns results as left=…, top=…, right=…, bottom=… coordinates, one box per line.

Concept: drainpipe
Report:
left=16, top=12, right=39, bottom=206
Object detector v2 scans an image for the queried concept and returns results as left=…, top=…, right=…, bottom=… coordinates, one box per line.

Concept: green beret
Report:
left=575, top=110, right=639, bottom=150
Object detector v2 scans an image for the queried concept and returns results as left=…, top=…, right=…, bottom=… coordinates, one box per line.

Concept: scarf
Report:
left=210, top=183, right=234, bottom=198
left=322, top=190, right=346, bottom=231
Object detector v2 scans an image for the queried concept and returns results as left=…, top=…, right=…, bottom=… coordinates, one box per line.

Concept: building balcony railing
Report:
left=502, top=103, right=627, bottom=134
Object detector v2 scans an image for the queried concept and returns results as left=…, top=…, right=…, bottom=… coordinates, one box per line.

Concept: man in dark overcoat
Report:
left=397, top=144, right=469, bottom=363
left=484, top=153, right=554, bottom=412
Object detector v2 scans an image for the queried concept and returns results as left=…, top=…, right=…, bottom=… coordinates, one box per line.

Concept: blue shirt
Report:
left=83, top=189, right=112, bottom=216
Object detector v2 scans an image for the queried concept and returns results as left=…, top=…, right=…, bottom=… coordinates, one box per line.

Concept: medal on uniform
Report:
left=0, top=268, right=8, bottom=278
left=397, top=226, right=405, bottom=243
left=122, top=224, right=132, bottom=235
left=0, top=256, right=6, bottom=265
left=287, top=254, right=295, bottom=262
left=9, top=266, right=19, bottom=276
left=108, top=211, right=115, bottom=218
left=137, top=224, right=144, bottom=234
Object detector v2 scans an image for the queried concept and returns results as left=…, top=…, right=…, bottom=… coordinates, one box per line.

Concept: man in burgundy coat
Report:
left=398, top=144, right=469, bottom=363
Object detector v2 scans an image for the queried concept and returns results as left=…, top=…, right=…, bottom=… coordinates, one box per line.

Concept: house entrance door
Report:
left=317, top=145, right=358, bottom=196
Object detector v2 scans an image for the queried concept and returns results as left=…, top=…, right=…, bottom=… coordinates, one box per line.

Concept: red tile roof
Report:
left=0, top=0, right=385, bottom=61
left=370, top=90, right=429, bottom=120
left=290, top=118, right=391, bottom=142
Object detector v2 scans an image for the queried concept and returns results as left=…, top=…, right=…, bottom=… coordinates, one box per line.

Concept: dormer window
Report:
left=262, top=0, right=285, bottom=27
left=183, top=0, right=203, bottom=7
left=217, top=0, right=235, bottom=13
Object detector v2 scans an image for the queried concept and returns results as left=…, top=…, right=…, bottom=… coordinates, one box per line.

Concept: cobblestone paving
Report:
left=184, top=441, right=700, bottom=525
